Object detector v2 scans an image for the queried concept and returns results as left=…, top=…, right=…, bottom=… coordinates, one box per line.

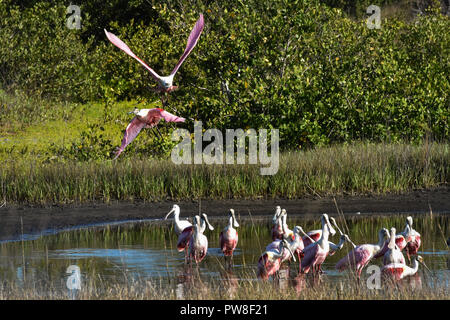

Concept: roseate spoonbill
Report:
left=257, top=238, right=296, bottom=280
left=373, top=225, right=409, bottom=260
left=104, top=14, right=204, bottom=99
left=382, top=255, right=430, bottom=281
left=403, top=216, right=421, bottom=259
left=300, top=214, right=336, bottom=274
left=219, top=209, right=239, bottom=262
left=328, top=217, right=357, bottom=250
left=272, top=206, right=281, bottom=225
left=177, top=213, right=213, bottom=259
left=188, top=215, right=209, bottom=264
left=165, top=204, right=191, bottom=236
left=266, top=225, right=310, bottom=264
left=328, top=234, right=353, bottom=256
left=382, top=227, right=406, bottom=266
left=335, top=228, right=389, bottom=278
left=271, top=207, right=284, bottom=240
left=113, top=107, right=185, bottom=159
left=302, top=215, right=338, bottom=247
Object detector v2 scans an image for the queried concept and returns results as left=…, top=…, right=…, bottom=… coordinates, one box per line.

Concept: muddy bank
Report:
left=0, top=187, right=448, bottom=241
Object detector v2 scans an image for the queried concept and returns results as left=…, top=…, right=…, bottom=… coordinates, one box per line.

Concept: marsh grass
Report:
left=0, top=142, right=448, bottom=204
left=0, top=267, right=448, bottom=300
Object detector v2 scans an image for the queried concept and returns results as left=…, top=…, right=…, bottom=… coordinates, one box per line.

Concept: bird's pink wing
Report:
left=301, top=244, right=319, bottom=272
left=160, top=110, right=186, bottom=123
left=104, top=29, right=161, bottom=82
left=113, top=117, right=146, bottom=160
left=373, top=240, right=389, bottom=259
left=170, top=14, right=204, bottom=76
left=177, top=227, right=193, bottom=252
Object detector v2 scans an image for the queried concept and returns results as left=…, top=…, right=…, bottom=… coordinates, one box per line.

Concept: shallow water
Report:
left=0, top=213, right=448, bottom=297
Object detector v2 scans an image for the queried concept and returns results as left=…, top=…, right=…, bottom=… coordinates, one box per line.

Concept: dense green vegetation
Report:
left=1, top=0, right=448, bottom=151
left=0, top=1, right=448, bottom=204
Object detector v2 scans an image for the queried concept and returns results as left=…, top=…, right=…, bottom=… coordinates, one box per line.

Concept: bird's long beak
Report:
left=331, top=218, right=343, bottom=236
left=165, top=208, right=175, bottom=220
left=326, top=216, right=336, bottom=236
left=299, top=227, right=315, bottom=243
left=202, top=214, right=214, bottom=231
left=419, top=258, right=432, bottom=273
left=331, top=218, right=357, bottom=247
left=282, top=240, right=296, bottom=262
left=231, top=210, right=239, bottom=228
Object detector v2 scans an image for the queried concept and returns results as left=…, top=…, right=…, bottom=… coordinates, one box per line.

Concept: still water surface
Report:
left=0, top=213, right=448, bottom=297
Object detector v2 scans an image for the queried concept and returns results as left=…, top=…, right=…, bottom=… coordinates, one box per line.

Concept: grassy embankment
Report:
left=0, top=90, right=448, bottom=205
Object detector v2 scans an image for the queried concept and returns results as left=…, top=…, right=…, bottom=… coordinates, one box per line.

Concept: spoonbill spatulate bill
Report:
left=104, top=14, right=204, bottom=93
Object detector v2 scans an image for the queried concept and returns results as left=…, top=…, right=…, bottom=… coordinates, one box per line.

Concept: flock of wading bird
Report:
left=164, top=205, right=430, bottom=282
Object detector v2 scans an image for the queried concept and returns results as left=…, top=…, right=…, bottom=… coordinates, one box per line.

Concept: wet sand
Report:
left=0, top=187, right=448, bottom=241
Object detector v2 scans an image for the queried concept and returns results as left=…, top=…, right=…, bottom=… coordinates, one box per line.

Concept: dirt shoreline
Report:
left=0, top=187, right=448, bottom=241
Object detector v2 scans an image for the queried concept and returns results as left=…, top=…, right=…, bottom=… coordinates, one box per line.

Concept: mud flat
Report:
left=0, top=187, right=448, bottom=241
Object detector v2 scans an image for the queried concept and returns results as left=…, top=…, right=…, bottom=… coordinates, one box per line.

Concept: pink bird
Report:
left=302, top=229, right=322, bottom=248
left=382, top=227, right=406, bottom=265
left=219, top=209, right=239, bottom=263
left=374, top=217, right=421, bottom=263
left=177, top=213, right=213, bottom=261
left=113, top=107, right=185, bottom=159
left=300, top=214, right=336, bottom=274
left=257, top=238, right=296, bottom=280
left=266, top=225, right=309, bottom=264
left=403, top=216, right=421, bottom=258
left=382, top=255, right=429, bottom=281
left=188, top=215, right=210, bottom=264
left=271, top=206, right=283, bottom=240
left=104, top=14, right=204, bottom=95
left=335, top=228, right=389, bottom=278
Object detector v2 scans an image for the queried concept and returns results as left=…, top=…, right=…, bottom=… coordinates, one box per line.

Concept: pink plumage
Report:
left=406, top=235, right=421, bottom=256
left=302, top=231, right=321, bottom=247
left=219, top=230, right=238, bottom=256
left=104, top=29, right=161, bottom=81
left=301, top=243, right=327, bottom=274
left=335, top=244, right=373, bottom=277
left=257, top=253, right=281, bottom=280
left=170, top=14, right=204, bottom=76
left=105, top=14, right=204, bottom=92
left=114, top=108, right=185, bottom=159
left=177, top=226, right=193, bottom=252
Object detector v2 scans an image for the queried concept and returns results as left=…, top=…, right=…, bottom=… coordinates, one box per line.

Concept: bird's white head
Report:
left=406, top=216, right=413, bottom=227
left=128, top=107, right=140, bottom=115
left=201, top=213, right=214, bottom=231
left=165, top=204, right=180, bottom=220
left=229, top=209, right=239, bottom=228
left=281, top=239, right=296, bottom=262
left=322, top=214, right=336, bottom=236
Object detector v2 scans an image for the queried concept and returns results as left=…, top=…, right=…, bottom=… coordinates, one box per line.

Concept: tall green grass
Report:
left=0, top=142, right=448, bottom=204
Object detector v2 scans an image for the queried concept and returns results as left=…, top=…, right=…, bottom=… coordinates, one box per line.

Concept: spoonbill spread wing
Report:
left=104, top=29, right=162, bottom=82
left=113, top=117, right=146, bottom=160
left=170, top=14, right=205, bottom=76
left=160, top=109, right=186, bottom=122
